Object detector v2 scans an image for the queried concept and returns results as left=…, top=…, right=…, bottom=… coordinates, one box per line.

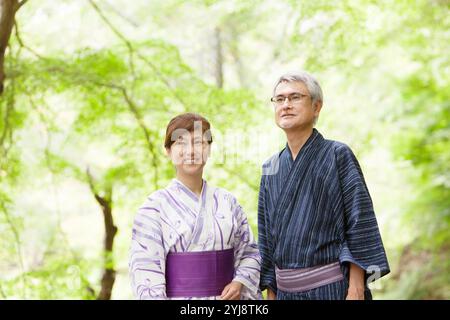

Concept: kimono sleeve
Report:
left=230, top=195, right=262, bottom=300
left=129, top=195, right=167, bottom=299
left=335, top=143, right=390, bottom=282
left=257, top=174, right=278, bottom=293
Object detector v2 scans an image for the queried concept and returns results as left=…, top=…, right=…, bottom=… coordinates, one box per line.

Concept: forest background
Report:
left=0, top=0, right=448, bottom=299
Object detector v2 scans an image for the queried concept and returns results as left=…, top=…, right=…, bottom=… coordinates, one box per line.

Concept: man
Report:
left=258, top=72, right=390, bottom=300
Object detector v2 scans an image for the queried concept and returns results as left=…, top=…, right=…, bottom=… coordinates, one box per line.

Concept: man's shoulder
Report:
left=262, top=149, right=285, bottom=168
left=261, top=148, right=287, bottom=177
left=323, top=138, right=352, bottom=154
left=322, top=138, right=359, bottom=166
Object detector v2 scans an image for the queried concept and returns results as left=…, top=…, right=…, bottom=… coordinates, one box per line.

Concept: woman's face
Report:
left=167, top=131, right=211, bottom=176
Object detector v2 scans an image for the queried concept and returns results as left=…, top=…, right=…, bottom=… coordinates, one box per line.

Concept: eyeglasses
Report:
left=270, top=92, right=310, bottom=106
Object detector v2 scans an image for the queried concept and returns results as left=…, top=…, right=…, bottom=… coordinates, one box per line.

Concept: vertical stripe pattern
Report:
left=258, top=129, right=390, bottom=299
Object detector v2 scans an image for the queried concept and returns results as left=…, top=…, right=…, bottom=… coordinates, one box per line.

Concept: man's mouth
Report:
left=281, top=114, right=295, bottom=118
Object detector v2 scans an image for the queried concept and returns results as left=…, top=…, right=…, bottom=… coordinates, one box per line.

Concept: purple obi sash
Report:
left=165, top=248, right=234, bottom=297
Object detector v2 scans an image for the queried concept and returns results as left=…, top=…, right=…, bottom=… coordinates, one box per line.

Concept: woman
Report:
left=129, top=113, right=261, bottom=300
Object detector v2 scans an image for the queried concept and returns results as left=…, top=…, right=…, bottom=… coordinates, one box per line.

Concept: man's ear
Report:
left=165, top=147, right=171, bottom=158
left=313, top=100, right=323, bottom=114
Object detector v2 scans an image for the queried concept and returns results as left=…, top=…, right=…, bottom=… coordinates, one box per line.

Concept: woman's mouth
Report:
left=183, top=159, right=201, bottom=164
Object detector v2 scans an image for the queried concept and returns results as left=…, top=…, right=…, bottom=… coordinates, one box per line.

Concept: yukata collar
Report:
left=171, top=178, right=207, bottom=203
left=283, top=128, right=321, bottom=162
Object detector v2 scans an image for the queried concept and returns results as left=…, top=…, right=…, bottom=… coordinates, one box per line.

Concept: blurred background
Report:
left=0, top=0, right=448, bottom=299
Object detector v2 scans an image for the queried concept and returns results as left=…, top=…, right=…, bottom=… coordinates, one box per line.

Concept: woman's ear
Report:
left=202, top=143, right=212, bottom=163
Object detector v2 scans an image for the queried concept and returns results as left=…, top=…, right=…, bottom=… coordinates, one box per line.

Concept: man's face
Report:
left=273, top=81, right=322, bottom=131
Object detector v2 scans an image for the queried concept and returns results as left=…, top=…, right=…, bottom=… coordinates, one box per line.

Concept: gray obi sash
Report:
left=275, top=261, right=344, bottom=293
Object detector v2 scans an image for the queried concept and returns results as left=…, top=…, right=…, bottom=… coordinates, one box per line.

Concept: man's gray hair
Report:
left=273, top=71, right=324, bottom=105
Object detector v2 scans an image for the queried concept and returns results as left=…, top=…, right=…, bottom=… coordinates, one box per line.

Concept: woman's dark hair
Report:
left=164, top=113, right=212, bottom=149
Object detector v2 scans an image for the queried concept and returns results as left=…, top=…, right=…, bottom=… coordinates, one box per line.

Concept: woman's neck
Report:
left=176, top=172, right=203, bottom=196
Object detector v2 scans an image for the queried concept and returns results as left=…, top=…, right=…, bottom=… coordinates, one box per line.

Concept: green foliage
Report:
left=0, top=254, right=97, bottom=299
left=0, top=0, right=448, bottom=300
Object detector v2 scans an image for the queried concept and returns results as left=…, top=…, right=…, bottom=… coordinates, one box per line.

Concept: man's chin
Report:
left=277, top=121, right=297, bottom=130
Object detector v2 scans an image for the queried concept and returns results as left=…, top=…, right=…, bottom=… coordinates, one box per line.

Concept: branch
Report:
left=85, top=166, right=98, bottom=195
left=101, top=0, right=139, bottom=27
left=55, top=65, right=162, bottom=190
left=0, top=89, right=14, bottom=153
left=7, top=8, right=165, bottom=192
left=88, top=0, right=132, bottom=50
left=24, top=90, right=80, bottom=248
left=120, top=88, right=160, bottom=189
left=22, top=89, right=97, bottom=297
left=0, top=63, right=16, bottom=163
left=88, top=0, right=187, bottom=108
left=13, top=59, right=162, bottom=190
left=16, top=0, right=28, bottom=11
left=216, top=163, right=259, bottom=191
left=0, top=281, right=6, bottom=298
left=87, top=0, right=137, bottom=82
left=14, top=18, right=43, bottom=58
left=6, top=33, right=162, bottom=188
left=0, top=200, right=27, bottom=298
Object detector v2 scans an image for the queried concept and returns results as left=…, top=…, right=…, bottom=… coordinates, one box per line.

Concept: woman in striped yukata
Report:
left=129, top=113, right=261, bottom=300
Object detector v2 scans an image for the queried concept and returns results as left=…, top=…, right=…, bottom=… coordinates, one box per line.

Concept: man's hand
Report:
left=346, top=286, right=365, bottom=300
left=220, top=281, right=243, bottom=300
left=266, top=288, right=276, bottom=300
left=346, top=263, right=365, bottom=300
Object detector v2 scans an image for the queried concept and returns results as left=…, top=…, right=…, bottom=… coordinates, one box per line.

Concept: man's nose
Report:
left=281, top=99, right=292, bottom=109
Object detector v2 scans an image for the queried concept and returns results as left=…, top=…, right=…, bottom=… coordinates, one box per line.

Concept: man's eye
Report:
left=291, top=95, right=301, bottom=101
left=275, top=97, right=285, bottom=103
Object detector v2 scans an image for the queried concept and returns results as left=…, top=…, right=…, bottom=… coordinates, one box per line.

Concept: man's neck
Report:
left=176, top=172, right=203, bottom=197
left=285, top=127, right=314, bottom=161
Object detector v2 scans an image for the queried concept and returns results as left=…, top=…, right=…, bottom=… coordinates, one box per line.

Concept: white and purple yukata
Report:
left=129, top=179, right=262, bottom=300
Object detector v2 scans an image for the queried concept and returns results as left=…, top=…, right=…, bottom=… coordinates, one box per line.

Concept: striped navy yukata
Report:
left=258, top=129, right=390, bottom=300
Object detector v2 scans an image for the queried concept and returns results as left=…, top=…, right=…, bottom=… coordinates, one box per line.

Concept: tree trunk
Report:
left=86, top=169, right=117, bottom=300
left=228, top=24, right=247, bottom=88
left=213, top=27, right=223, bottom=88
left=0, top=0, right=26, bottom=95
left=0, top=0, right=17, bottom=94
left=94, top=190, right=117, bottom=300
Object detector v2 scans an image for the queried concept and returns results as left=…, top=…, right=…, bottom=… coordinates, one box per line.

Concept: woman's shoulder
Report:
left=138, top=189, right=167, bottom=210
left=210, top=185, right=241, bottom=207
left=146, top=188, right=166, bottom=201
